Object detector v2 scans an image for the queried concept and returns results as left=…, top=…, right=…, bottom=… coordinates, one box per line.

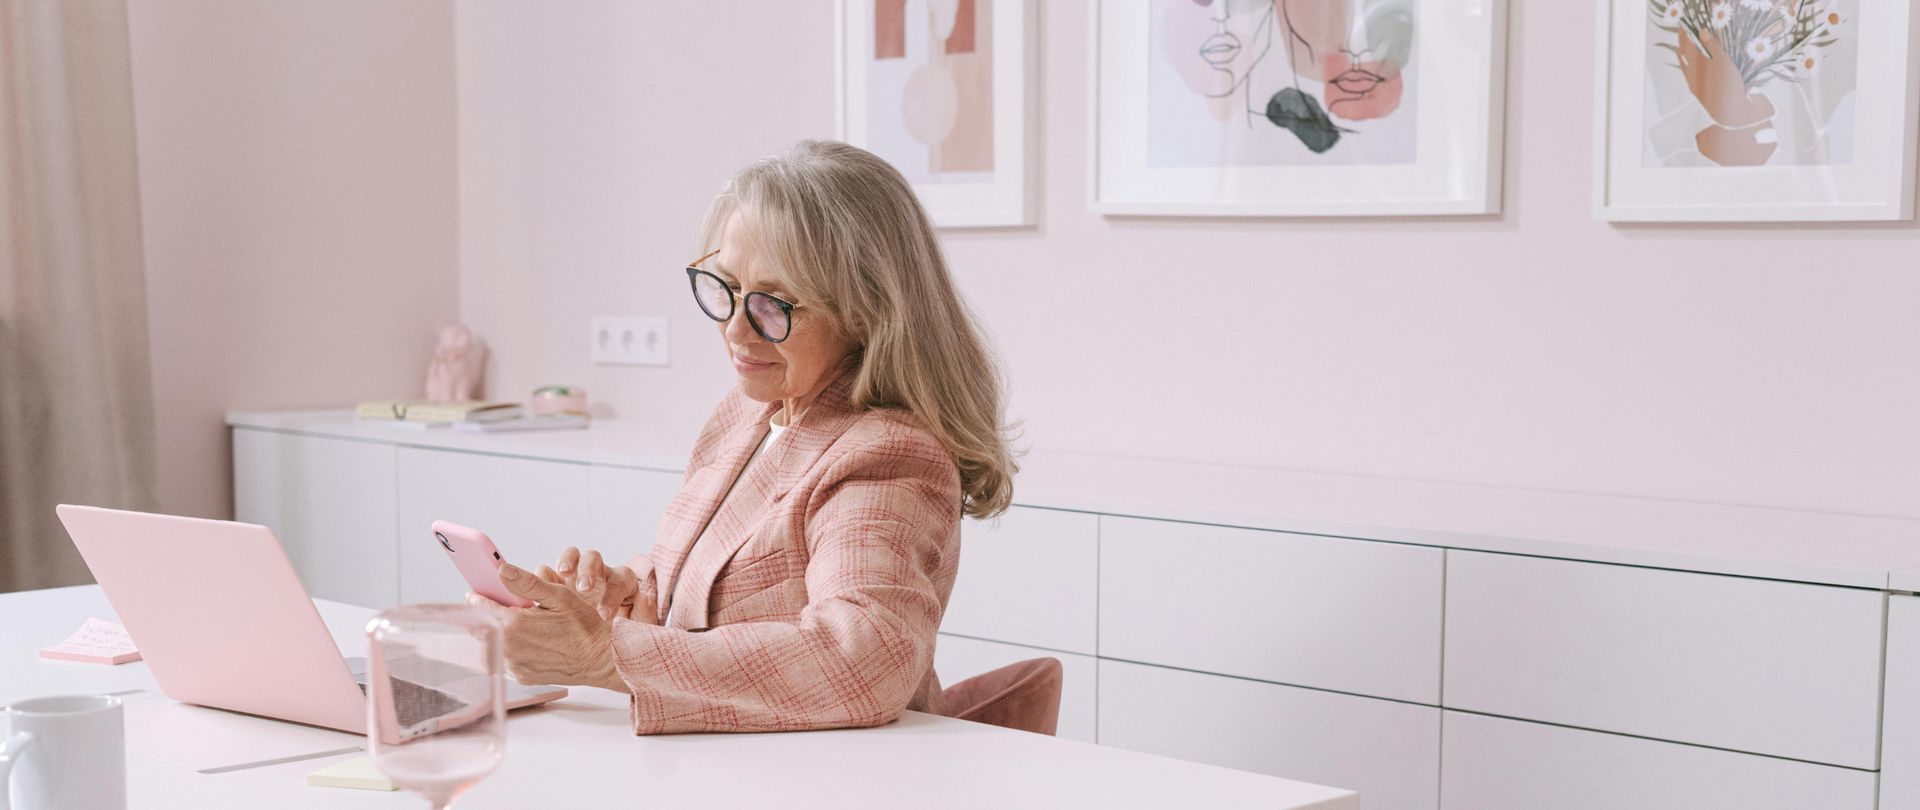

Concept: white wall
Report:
left=117, top=0, right=1904, bottom=526
left=455, top=2, right=809, bottom=449
left=128, top=1, right=461, bottom=519
left=454, top=1, right=1920, bottom=520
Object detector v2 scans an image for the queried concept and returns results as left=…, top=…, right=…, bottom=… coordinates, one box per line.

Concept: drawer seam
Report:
left=1442, top=707, right=1879, bottom=773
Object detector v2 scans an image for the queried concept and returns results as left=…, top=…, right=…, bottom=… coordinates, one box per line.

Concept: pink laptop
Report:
left=55, top=504, right=566, bottom=734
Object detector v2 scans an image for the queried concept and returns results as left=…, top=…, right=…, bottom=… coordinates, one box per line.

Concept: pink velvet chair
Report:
left=941, top=657, right=1063, bottom=736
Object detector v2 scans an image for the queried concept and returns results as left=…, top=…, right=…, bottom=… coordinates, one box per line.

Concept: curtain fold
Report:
left=0, top=0, right=156, bottom=592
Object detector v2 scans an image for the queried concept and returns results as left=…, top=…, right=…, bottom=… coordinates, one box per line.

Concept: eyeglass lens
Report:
left=688, top=269, right=791, bottom=342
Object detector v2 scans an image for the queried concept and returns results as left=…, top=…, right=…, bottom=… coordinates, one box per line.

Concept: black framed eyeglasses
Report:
left=685, top=248, right=797, bottom=343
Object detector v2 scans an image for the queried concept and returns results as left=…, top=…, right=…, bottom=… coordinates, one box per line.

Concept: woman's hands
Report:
left=550, top=546, right=656, bottom=625
left=466, top=562, right=629, bottom=693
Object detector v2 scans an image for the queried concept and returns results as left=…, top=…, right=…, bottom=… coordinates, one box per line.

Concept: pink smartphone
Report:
left=431, top=520, right=534, bottom=608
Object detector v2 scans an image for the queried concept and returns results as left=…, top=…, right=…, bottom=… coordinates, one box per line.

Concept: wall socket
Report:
left=590, top=317, right=669, bottom=366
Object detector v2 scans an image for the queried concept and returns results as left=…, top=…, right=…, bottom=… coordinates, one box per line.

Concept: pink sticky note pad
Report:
left=39, top=617, right=142, bottom=665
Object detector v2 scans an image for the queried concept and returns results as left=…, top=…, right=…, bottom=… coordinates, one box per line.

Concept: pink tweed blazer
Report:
left=609, top=369, right=963, bottom=734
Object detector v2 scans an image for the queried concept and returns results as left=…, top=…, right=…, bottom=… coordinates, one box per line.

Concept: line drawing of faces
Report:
left=1152, top=0, right=1416, bottom=158
left=1159, top=0, right=1280, bottom=123
left=1282, top=0, right=1412, bottom=121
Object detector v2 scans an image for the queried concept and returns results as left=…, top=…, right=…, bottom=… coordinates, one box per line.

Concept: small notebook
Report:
left=39, top=617, right=142, bottom=665
left=307, top=757, right=398, bottom=791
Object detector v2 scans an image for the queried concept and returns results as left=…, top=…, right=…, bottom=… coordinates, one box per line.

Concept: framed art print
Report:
left=1594, top=0, right=1919, bottom=221
left=1089, top=0, right=1508, bottom=217
left=838, top=0, right=1038, bottom=228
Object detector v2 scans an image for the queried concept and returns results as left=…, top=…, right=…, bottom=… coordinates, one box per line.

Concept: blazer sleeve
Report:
left=605, top=435, right=961, bottom=734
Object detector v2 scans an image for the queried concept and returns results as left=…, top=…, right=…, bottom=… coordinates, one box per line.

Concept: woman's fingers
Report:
left=464, top=591, right=516, bottom=624
left=536, top=565, right=564, bottom=585
left=554, top=546, right=581, bottom=577
left=577, top=550, right=606, bottom=592
left=597, top=565, right=639, bottom=620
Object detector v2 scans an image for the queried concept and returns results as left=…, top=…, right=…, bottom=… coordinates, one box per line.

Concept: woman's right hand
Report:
left=548, top=546, right=654, bottom=624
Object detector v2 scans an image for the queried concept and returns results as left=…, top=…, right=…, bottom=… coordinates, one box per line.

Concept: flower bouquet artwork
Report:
left=1597, top=0, right=1912, bottom=220
left=1643, top=0, right=1854, bottom=167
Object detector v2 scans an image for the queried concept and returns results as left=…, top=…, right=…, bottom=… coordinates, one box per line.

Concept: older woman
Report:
left=469, top=140, right=1015, bottom=734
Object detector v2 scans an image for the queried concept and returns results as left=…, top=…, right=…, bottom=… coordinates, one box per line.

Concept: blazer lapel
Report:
left=653, top=398, right=777, bottom=623
left=666, top=368, right=867, bottom=629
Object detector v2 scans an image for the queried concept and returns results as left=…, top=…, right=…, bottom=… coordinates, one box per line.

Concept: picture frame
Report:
left=837, top=0, right=1039, bottom=228
left=1088, top=0, right=1507, bottom=218
left=1593, top=0, right=1919, bottom=221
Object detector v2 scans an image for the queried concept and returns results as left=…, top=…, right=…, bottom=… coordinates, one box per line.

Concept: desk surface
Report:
left=230, top=409, right=1920, bottom=588
left=1, top=586, right=1356, bottom=809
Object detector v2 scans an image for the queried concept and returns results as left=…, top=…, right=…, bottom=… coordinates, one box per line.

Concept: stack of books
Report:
left=354, top=400, right=588, bottom=432
left=354, top=400, right=522, bottom=429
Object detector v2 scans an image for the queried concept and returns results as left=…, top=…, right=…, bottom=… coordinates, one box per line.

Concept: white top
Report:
left=225, top=409, right=1920, bottom=589
left=663, top=416, right=786, bottom=626
left=0, top=585, right=1358, bottom=810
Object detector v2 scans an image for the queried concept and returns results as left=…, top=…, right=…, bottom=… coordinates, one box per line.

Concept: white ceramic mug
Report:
left=0, top=695, right=126, bottom=810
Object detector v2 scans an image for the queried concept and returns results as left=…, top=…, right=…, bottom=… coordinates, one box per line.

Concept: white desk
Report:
left=1, top=586, right=1357, bottom=809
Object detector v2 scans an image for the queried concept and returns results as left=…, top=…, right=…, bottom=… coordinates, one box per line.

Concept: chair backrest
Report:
left=940, top=657, right=1063, bottom=736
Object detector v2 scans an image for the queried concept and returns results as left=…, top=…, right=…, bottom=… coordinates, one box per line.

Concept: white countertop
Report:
left=229, top=410, right=1920, bottom=589
left=227, top=409, right=694, bottom=471
left=1, top=585, right=1357, bottom=810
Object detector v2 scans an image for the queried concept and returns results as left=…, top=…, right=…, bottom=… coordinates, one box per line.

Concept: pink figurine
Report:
left=425, top=324, right=487, bottom=401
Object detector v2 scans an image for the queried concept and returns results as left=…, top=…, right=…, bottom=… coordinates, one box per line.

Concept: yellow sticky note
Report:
left=306, top=757, right=398, bottom=791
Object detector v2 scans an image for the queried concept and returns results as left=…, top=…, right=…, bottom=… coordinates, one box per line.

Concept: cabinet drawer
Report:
left=1100, top=516, right=1443, bottom=703
left=934, top=634, right=1096, bottom=743
left=233, top=429, right=398, bottom=607
left=1440, top=711, right=1877, bottom=810
left=1442, top=550, right=1883, bottom=768
left=1099, top=659, right=1440, bottom=810
left=942, top=507, right=1097, bottom=655
left=397, top=448, right=590, bottom=604
left=1881, top=595, right=1920, bottom=810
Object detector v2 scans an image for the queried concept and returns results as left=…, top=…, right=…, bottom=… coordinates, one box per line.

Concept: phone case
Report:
left=430, top=520, right=534, bottom=608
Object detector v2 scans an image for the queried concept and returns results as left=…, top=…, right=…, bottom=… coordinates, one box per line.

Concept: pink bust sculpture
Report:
left=425, top=324, right=487, bottom=401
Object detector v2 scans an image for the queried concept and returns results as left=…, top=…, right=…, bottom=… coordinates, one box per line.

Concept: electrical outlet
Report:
left=590, top=317, right=669, bottom=366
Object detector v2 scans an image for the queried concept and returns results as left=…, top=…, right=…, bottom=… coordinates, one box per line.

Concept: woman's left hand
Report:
left=466, top=562, right=629, bottom=693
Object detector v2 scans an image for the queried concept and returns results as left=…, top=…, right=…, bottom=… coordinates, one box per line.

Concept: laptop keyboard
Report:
left=357, top=678, right=470, bottom=729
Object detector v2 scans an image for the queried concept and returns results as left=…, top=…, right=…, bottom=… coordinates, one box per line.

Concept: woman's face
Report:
left=707, top=210, right=859, bottom=413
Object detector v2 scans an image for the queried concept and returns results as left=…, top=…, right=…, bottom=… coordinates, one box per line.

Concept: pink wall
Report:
left=462, top=1, right=1914, bottom=520
left=129, top=1, right=460, bottom=519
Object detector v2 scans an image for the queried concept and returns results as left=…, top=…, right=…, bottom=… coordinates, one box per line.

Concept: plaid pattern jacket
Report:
left=610, top=369, right=963, bottom=734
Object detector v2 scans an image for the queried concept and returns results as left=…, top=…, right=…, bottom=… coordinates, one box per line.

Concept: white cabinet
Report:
left=1882, top=595, right=1920, bottom=809
left=232, top=428, right=398, bottom=607
left=1439, top=710, right=1877, bottom=810
left=1099, top=516, right=1444, bottom=703
left=1443, top=550, right=1884, bottom=769
left=942, top=507, right=1098, bottom=655
left=587, top=465, right=681, bottom=560
left=396, top=448, right=591, bottom=604
left=934, top=634, right=1096, bottom=743
left=231, top=414, right=1914, bottom=804
left=1098, top=659, right=1440, bottom=810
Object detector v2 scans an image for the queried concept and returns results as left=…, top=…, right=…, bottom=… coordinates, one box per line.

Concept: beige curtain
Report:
left=0, top=0, right=156, bottom=592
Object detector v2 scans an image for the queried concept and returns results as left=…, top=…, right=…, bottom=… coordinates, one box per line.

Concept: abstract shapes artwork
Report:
left=1595, top=0, right=1917, bottom=220
left=839, top=0, right=1037, bottom=227
left=1092, top=0, right=1507, bottom=217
